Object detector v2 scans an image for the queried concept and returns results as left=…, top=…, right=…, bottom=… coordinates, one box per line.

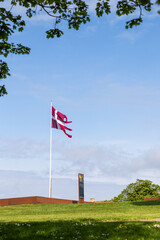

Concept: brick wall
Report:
left=0, top=196, right=78, bottom=206
left=144, top=197, right=160, bottom=201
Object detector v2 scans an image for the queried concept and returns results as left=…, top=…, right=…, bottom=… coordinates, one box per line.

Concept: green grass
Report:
left=0, top=221, right=160, bottom=240
left=0, top=201, right=160, bottom=222
left=0, top=201, right=160, bottom=239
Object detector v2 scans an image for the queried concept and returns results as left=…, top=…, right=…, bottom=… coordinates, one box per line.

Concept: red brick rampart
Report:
left=144, top=197, right=160, bottom=201
left=0, top=196, right=79, bottom=206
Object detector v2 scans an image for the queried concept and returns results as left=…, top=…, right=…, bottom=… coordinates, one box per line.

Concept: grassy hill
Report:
left=0, top=200, right=160, bottom=222
left=0, top=201, right=160, bottom=239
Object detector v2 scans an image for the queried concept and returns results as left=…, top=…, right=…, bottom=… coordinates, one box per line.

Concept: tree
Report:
left=0, top=0, right=159, bottom=97
left=113, top=179, right=160, bottom=202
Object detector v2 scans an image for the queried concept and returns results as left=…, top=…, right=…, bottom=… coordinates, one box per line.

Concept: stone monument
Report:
left=78, top=173, right=84, bottom=203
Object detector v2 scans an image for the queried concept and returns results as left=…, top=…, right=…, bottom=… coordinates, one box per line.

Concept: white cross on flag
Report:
left=51, top=106, right=72, bottom=138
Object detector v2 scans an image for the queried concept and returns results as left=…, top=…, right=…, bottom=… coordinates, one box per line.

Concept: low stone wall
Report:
left=0, top=196, right=78, bottom=206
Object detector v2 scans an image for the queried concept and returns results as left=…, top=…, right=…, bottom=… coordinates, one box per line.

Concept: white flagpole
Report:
left=49, top=101, right=53, bottom=198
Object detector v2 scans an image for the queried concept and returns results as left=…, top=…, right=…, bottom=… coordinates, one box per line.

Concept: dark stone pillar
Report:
left=78, top=173, right=84, bottom=203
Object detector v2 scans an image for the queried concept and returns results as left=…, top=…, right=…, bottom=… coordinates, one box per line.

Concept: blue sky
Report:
left=0, top=1, right=160, bottom=201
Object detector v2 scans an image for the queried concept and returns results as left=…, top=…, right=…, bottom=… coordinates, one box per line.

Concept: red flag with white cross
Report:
left=51, top=106, right=72, bottom=138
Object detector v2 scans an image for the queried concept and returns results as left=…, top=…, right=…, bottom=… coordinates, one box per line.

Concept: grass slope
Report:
left=0, top=201, right=160, bottom=222
left=0, top=201, right=160, bottom=239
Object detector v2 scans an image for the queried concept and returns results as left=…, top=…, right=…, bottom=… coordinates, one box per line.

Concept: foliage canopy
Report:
left=0, top=0, right=159, bottom=96
left=113, top=179, right=160, bottom=202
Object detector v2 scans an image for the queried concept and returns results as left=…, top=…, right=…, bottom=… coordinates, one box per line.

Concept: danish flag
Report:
left=51, top=106, right=72, bottom=138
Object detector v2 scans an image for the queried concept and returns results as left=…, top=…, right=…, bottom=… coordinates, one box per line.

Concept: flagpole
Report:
left=49, top=101, right=52, bottom=198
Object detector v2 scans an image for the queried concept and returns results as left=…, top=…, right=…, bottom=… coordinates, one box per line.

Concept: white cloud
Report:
left=85, top=78, right=160, bottom=109
left=117, top=30, right=145, bottom=43
left=1, top=138, right=160, bottom=200
left=54, top=142, right=160, bottom=187
left=0, top=170, right=79, bottom=200
left=0, top=170, right=48, bottom=199
left=0, top=138, right=49, bottom=160
left=86, top=0, right=97, bottom=12
left=0, top=169, right=125, bottom=200
left=27, top=83, right=74, bottom=105
left=0, top=138, right=49, bottom=173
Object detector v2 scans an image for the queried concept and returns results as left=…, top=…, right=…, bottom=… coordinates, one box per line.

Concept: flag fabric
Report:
left=51, top=106, right=72, bottom=138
